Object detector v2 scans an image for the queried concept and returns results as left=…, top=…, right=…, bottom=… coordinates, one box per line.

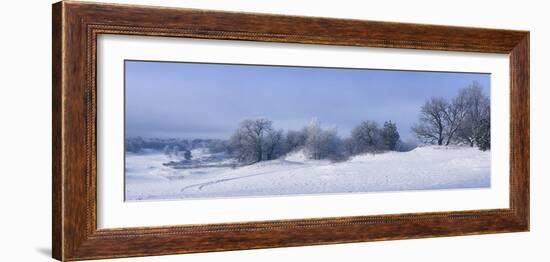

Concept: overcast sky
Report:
left=125, top=60, right=490, bottom=141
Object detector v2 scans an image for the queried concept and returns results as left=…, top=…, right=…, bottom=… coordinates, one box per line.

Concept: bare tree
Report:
left=207, top=139, right=228, bottom=153
left=303, top=119, right=342, bottom=160
left=229, top=118, right=279, bottom=163
left=324, top=134, right=347, bottom=161
left=456, top=82, right=490, bottom=147
left=228, top=127, right=255, bottom=163
left=303, top=119, right=324, bottom=159
left=285, top=130, right=307, bottom=151
left=442, top=92, right=469, bottom=145
left=264, top=129, right=285, bottom=160
left=412, top=82, right=490, bottom=150
left=343, top=137, right=357, bottom=156
left=351, top=120, right=383, bottom=153
left=412, top=97, right=447, bottom=145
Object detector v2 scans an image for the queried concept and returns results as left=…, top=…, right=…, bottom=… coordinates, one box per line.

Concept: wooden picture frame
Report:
left=52, top=1, right=529, bottom=261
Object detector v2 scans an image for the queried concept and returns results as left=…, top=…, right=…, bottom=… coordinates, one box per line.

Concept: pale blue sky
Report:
left=125, top=60, right=490, bottom=140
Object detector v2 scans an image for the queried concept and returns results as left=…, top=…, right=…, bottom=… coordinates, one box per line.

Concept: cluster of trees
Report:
left=227, top=119, right=286, bottom=163
left=228, top=118, right=403, bottom=164
left=346, top=120, right=400, bottom=155
left=130, top=82, right=489, bottom=166
left=412, top=82, right=490, bottom=151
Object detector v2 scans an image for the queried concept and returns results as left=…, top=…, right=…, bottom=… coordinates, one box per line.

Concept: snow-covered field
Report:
left=125, top=146, right=490, bottom=201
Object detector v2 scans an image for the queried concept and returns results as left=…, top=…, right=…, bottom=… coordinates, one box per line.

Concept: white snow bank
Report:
left=284, top=150, right=309, bottom=162
left=125, top=146, right=490, bottom=201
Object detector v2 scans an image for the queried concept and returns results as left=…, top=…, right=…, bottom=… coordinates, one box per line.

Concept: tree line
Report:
left=411, top=82, right=490, bottom=151
left=228, top=118, right=404, bottom=164
left=127, top=81, right=489, bottom=164
left=125, top=137, right=227, bottom=154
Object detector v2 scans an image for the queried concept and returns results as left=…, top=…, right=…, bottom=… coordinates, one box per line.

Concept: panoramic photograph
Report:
left=124, top=60, right=491, bottom=201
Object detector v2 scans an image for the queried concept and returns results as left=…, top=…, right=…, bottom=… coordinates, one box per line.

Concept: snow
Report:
left=125, top=146, right=490, bottom=201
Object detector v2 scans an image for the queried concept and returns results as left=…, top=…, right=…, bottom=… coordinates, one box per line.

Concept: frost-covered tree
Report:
left=303, top=119, right=325, bottom=159
left=229, top=118, right=272, bottom=163
left=343, top=137, right=357, bottom=156
left=475, top=102, right=491, bottom=151
left=351, top=120, right=383, bottom=153
left=228, top=118, right=285, bottom=163
left=442, top=90, right=469, bottom=145
left=302, top=119, right=343, bottom=160
left=456, top=82, right=491, bottom=147
left=412, top=97, right=448, bottom=145
left=285, top=130, right=307, bottom=151
left=325, top=135, right=347, bottom=161
left=411, top=95, right=468, bottom=146
left=412, top=82, right=490, bottom=150
left=126, top=137, right=146, bottom=153
left=381, top=120, right=400, bottom=150
left=476, top=120, right=490, bottom=151
left=264, top=129, right=285, bottom=160
left=207, top=139, right=228, bottom=153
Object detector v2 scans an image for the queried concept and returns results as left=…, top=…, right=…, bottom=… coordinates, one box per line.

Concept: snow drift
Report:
left=125, top=145, right=490, bottom=201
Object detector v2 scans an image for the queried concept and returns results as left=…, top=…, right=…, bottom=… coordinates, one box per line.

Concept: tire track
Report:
left=180, top=163, right=311, bottom=192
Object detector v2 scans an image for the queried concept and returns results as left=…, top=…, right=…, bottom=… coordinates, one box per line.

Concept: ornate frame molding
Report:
left=53, top=1, right=529, bottom=261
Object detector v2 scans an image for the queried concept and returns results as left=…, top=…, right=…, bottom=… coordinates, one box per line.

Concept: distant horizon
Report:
left=123, top=117, right=414, bottom=142
left=125, top=60, right=490, bottom=141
